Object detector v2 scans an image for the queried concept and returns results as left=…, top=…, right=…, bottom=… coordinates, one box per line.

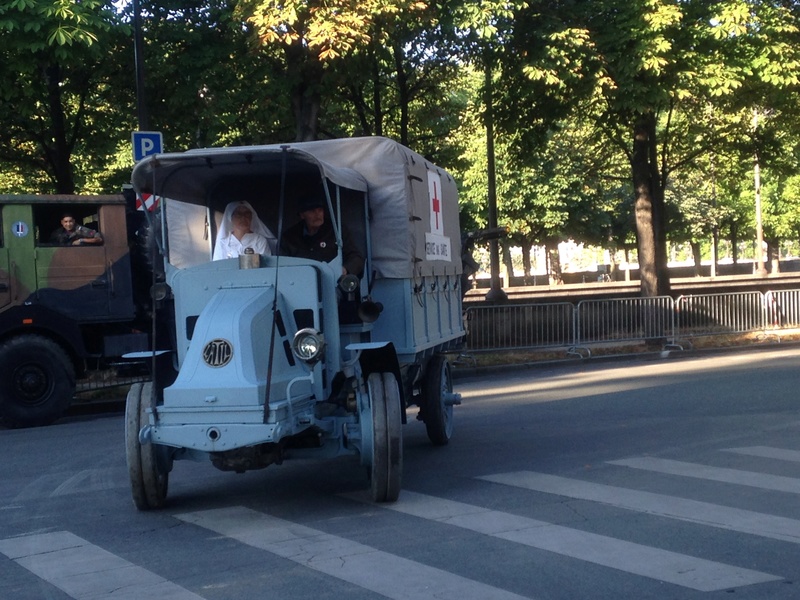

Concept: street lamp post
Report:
left=484, top=51, right=507, bottom=303
left=133, top=0, right=149, bottom=131
left=752, top=109, right=768, bottom=277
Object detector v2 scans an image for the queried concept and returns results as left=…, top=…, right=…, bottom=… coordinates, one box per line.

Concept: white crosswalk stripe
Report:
left=4, top=445, right=800, bottom=598
left=175, top=506, right=531, bottom=600
left=608, top=456, right=800, bottom=494
left=0, top=531, right=204, bottom=600
left=723, top=446, right=800, bottom=463
left=479, top=470, right=800, bottom=543
left=341, top=490, right=780, bottom=591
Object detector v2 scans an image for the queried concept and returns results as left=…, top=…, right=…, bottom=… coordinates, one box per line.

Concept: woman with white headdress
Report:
left=213, top=201, right=276, bottom=260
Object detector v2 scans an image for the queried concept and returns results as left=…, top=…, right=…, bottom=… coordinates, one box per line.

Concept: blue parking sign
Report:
left=132, top=131, right=163, bottom=161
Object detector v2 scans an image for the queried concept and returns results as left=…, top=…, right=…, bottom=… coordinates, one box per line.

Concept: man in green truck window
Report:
left=50, top=212, right=104, bottom=246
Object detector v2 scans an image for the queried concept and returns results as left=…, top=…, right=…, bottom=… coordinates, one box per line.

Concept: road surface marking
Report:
left=723, top=446, right=800, bottom=463
left=608, top=457, right=800, bottom=494
left=176, top=506, right=530, bottom=600
left=13, top=468, right=121, bottom=501
left=479, top=471, right=800, bottom=543
left=342, top=490, right=779, bottom=592
left=0, top=531, right=204, bottom=600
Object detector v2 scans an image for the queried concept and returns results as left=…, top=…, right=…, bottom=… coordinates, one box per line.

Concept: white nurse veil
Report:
left=213, top=200, right=277, bottom=260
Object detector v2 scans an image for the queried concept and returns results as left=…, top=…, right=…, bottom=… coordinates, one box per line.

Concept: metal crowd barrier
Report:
left=762, top=289, right=800, bottom=328
left=575, top=296, right=673, bottom=347
left=75, top=369, right=148, bottom=396
left=673, top=291, right=764, bottom=340
left=464, top=302, right=575, bottom=352
left=463, top=288, right=800, bottom=354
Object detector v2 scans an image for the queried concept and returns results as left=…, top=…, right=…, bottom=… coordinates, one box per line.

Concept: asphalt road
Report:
left=2, top=346, right=800, bottom=599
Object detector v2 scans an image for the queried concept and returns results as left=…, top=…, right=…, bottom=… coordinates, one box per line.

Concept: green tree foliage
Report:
left=136, top=0, right=293, bottom=148
left=4, top=0, right=800, bottom=290
left=0, top=0, right=129, bottom=193
left=454, top=78, right=634, bottom=283
left=236, top=0, right=431, bottom=141
left=491, top=0, right=800, bottom=295
left=1, top=0, right=467, bottom=193
left=327, top=18, right=466, bottom=157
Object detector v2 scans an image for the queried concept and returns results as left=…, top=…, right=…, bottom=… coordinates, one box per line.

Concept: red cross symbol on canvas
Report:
left=431, top=180, right=441, bottom=230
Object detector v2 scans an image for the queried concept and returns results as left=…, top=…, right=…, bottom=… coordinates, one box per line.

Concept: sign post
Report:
left=132, top=131, right=163, bottom=162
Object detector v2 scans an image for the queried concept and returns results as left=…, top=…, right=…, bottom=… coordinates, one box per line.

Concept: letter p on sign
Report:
left=132, top=131, right=163, bottom=162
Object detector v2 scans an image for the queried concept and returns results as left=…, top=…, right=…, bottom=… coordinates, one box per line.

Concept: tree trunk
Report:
left=710, top=227, right=719, bottom=277
left=624, top=247, right=631, bottom=281
left=546, top=242, right=563, bottom=285
left=631, top=112, right=670, bottom=297
left=392, top=40, right=410, bottom=147
left=607, top=248, right=617, bottom=280
left=372, top=50, right=383, bottom=137
left=767, top=239, right=780, bottom=273
left=691, top=241, right=702, bottom=276
left=521, top=239, right=533, bottom=285
left=348, top=79, right=373, bottom=136
left=43, top=63, right=75, bottom=194
left=285, top=41, right=323, bottom=142
left=501, top=242, right=514, bottom=287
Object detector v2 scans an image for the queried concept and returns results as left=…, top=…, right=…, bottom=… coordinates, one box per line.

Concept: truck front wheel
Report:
left=367, top=372, right=403, bottom=502
left=0, top=335, right=76, bottom=428
left=126, top=382, right=169, bottom=510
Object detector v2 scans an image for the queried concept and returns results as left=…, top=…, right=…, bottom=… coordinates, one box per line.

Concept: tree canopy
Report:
left=3, top=0, right=800, bottom=295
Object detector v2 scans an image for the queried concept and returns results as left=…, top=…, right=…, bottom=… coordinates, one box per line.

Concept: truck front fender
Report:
left=347, top=341, right=406, bottom=419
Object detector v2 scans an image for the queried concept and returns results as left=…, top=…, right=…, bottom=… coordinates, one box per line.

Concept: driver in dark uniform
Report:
left=281, top=197, right=363, bottom=277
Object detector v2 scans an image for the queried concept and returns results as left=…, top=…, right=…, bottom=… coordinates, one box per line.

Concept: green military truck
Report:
left=0, top=193, right=156, bottom=428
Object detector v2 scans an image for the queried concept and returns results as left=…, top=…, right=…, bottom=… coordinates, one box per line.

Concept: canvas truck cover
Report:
left=131, top=136, right=462, bottom=280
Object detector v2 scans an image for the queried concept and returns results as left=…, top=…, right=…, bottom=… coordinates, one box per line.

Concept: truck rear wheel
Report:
left=0, top=334, right=75, bottom=428
left=422, top=355, right=454, bottom=446
left=126, top=382, right=169, bottom=510
left=367, top=372, right=403, bottom=502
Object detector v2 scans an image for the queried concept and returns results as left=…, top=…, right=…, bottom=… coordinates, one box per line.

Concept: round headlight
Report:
left=291, top=328, right=325, bottom=363
left=338, top=273, right=359, bottom=294
left=150, top=282, right=171, bottom=301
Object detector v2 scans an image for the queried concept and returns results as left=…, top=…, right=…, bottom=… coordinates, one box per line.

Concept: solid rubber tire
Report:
left=422, top=355, right=453, bottom=446
left=125, top=382, right=168, bottom=510
left=381, top=372, right=403, bottom=502
left=367, top=372, right=403, bottom=502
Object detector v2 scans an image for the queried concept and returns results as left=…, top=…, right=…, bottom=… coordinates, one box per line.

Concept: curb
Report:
left=450, top=339, right=800, bottom=382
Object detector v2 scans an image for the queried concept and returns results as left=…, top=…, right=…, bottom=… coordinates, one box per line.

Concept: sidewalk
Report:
left=449, top=330, right=800, bottom=379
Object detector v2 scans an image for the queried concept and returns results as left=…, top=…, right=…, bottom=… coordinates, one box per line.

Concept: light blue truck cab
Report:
left=126, top=137, right=464, bottom=509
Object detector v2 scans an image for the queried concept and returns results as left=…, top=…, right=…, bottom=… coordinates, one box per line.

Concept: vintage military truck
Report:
left=0, top=194, right=156, bottom=428
left=126, top=136, right=465, bottom=507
